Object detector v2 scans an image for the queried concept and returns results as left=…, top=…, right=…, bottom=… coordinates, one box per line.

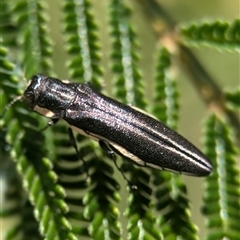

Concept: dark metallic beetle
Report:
left=23, top=74, right=212, bottom=176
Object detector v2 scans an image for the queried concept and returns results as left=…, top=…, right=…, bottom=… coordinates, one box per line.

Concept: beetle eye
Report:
left=22, top=74, right=45, bottom=108
left=23, top=90, right=35, bottom=107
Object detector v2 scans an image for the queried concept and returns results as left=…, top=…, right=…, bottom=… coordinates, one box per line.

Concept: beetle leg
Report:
left=39, top=118, right=60, bottom=132
left=48, top=118, right=59, bottom=126
left=99, top=140, right=116, bottom=160
left=99, top=140, right=138, bottom=190
left=68, top=128, right=89, bottom=178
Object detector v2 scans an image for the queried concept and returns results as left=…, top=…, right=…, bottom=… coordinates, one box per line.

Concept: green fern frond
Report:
left=224, top=88, right=240, bottom=139
left=52, top=124, right=122, bottom=239
left=1, top=45, right=78, bottom=239
left=109, top=1, right=161, bottom=239
left=152, top=47, right=198, bottom=239
left=2, top=1, right=239, bottom=239
left=48, top=124, right=90, bottom=237
left=1, top=47, right=27, bottom=239
left=203, top=115, right=240, bottom=240
left=63, top=0, right=102, bottom=89
left=109, top=0, right=146, bottom=109
left=225, top=88, right=240, bottom=108
left=62, top=1, right=121, bottom=239
left=0, top=0, right=18, bottom=47
left=179, top=19, right=240, bottom=52
left=4, top=104, right=78, bottom=240
left=12, top=0, right=53, bottom=78
left=0, top=145, right=25, bottom=239
left=152, top=47, right=179, bottom=129
left=82, top=158, right=121, bottom=239
left=4, top=201, right=42, bottom=240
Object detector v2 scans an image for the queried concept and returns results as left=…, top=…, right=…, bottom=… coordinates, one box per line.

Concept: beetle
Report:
left=22, top=74, right=212, bottom=177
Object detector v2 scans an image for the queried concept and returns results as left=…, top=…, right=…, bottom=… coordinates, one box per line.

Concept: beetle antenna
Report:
left=1, top=72, right=27, bottom=118
left=1, top=95, right=23, bottom=118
